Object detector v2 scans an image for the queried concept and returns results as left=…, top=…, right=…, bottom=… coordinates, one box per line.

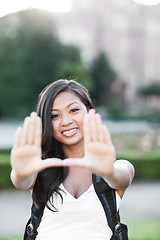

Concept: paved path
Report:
left=0, top=181, right=160, bottom=237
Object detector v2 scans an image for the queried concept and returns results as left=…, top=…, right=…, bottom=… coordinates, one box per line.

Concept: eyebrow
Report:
left=51, top=101, right=80, bottom=112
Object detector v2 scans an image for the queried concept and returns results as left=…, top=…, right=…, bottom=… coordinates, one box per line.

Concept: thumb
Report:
left=38, top=157, right=86, bottom=172
left=38, top=158, right=64, bottom=171
left=60, top=157, right=86, bottom=167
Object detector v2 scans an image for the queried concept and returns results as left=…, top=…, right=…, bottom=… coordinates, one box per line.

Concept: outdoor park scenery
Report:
left=0, top=1, right=160, bottom=239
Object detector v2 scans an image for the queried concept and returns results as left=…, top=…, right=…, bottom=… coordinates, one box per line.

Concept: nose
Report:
left=61, top=114, right=73, bottom=126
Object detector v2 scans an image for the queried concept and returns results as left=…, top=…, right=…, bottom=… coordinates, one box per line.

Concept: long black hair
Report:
left=32, top=79, right=94, bottom=210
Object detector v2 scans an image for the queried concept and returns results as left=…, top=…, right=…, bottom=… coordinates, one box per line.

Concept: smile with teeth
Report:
left=62, top=128, right=78, bottom=137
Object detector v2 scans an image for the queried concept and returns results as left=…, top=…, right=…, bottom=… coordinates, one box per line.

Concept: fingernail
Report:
left=89, top=109, right=95, bottom=113
left=30, top=112, right=37, bottom=117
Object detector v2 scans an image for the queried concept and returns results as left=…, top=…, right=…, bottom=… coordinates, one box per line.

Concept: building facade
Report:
left=53, top=0, right=160, bottom=110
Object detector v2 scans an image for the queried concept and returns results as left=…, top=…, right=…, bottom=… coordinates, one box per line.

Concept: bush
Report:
left=117, top=150, right=160, bottom=180
left=0, top=148, right=11, bottom=155
left=0, top=153, right=13, bottom=189
left=140, top=82, right=160, bottom=96
left=0, top=163, right=13, bottom=189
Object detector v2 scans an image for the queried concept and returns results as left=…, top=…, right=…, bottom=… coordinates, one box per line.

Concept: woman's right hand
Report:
left=11, top=112, right=68, bottom=189
left=10, top=112, right=43, bottom=184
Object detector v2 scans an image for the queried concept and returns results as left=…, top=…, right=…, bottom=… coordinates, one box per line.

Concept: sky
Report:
left=0, top=0, right=72, bottom=18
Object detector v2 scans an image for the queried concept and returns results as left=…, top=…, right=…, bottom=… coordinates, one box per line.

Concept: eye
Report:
left=70, top=108, right=80, bottom=113
left=51, top=114, right=59, bottom=120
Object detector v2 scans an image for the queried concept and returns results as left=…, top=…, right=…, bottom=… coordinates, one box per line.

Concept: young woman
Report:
left=10, top=79, right=135, bottom=239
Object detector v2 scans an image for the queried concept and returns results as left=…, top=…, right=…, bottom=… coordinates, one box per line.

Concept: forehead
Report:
left=52, top=91, right=83, bottom=108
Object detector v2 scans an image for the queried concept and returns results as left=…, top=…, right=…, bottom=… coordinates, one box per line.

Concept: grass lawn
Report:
left=0, top=235, right=23, bottom=240
left=0, top=217, right=160, bottom=240
left=126, top=217, right=160, bottom=240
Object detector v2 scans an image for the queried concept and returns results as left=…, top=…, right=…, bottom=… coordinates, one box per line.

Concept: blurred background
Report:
left=0, top=0, right=160, bottom=239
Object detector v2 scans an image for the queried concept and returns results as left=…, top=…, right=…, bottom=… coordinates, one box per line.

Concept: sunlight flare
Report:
left=132, top=0, right=160, bottom=5
left=0, top=0, right=72, bottom=18
left=30, top=0, right=72, bottom=13
left=0, top=0, right=28, bottom=17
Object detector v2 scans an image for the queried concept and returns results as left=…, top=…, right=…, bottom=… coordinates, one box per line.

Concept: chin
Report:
left=62, top=137, right=83, bottom=146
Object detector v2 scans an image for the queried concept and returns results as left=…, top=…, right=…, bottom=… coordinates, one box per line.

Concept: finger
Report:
left=102, top=125, right=112, bottom=145
left=13, top=127, right=22, bottom=148
left=83, top=113, right=90, bottom=145
left=21, top=117, right=30, bottom=145
left=62, top=157, right=91, bottom=169
left=40, top=158, right=64, bottom=170
left=39, top=158, right=86, bottom=170
left=88, top=109, right=98, bottom=141
left=34, top=116, right=42, bottom=146
left=61, top=158, right=86, bottom=167
left=95, top=113, right=104, bottom=142
left=27, top=113, right=37, bottom=144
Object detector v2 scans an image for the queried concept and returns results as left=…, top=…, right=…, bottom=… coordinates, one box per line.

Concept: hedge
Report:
left=0, top=149, right=160, bottom=189
left=0, top=153, right=13, bottom=189
left=117, top=150, right=160, bottom=180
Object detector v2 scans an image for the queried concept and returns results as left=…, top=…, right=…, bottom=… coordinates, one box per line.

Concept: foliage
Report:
left=107, top=100, right=124, bottom=120
left=0, top=148, right=11, bottom=155
left=0, top=9, right=92, bottom=118
left=55, top=61, right=93, bottom=91
left=117, top=149, right=160, bottom=161
left=140, top=82, right=160, bottom=96
left=90, top=52, right=117, bottom=106
left=117, top=150, right=160, bottom=180
left=0, top=154, right=13, bottom=189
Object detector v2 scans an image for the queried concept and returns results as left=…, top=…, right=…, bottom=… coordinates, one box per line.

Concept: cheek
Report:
left=52, top=121, right=59, bottom=136
left=78, top=113, right=86, bottom=129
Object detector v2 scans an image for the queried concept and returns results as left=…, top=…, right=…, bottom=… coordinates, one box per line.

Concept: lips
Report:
left=62, top=128, right=78, bottom=137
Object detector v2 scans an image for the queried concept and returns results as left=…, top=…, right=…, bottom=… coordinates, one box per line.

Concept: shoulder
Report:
left=114, top=159, right=134, bottom=198
left=114, top=159, right=135, bottom=174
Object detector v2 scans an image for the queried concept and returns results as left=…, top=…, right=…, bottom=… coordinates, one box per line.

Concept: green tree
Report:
left=0, top=9, right=92, bottom=118
left=140, top=82, right=160, bottom=96
left=55, top=61, right=93, bottom=91
left=90, top=52, right=117, bottom=106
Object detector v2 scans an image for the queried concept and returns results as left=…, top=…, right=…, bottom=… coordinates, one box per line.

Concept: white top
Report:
left=36, top=183, right=121, bottom=240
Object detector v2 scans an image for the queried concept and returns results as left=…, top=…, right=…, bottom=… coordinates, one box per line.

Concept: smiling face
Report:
left=51, top=90, right=88, bottom=152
